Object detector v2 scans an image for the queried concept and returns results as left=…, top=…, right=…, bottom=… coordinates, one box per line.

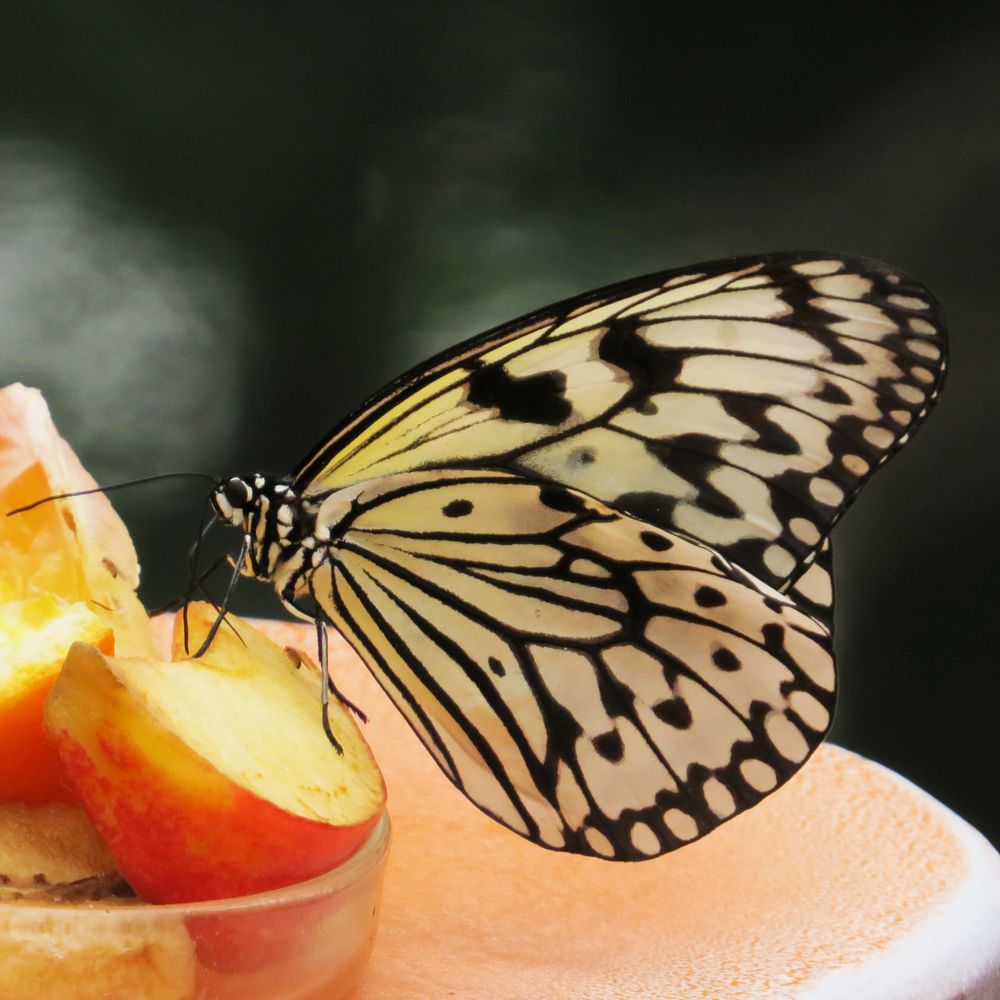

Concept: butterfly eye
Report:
left=212, top=478, right=253, bottom=524
left=223, top=479, right=252, bottom=507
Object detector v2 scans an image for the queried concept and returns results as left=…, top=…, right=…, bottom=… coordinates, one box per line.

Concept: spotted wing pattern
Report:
left=293, top=252, right=946, bottom=630
left=293, top=470, right=834, bottom=860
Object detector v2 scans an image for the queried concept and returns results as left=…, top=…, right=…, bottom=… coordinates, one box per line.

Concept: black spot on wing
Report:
left=467, top=364, right=572, bottom=425
left=592, top=730, right=625, bottom=762
left=718, top=395, right=801, bottom=456
left=761, top=622, right=785, bottom=654
left=712, top=646, right=741, bottom=671
left=824, top=337, right=867, bottom=367
left=640, top=530, right=673, bottom=551
left=694, top=585, right=727, bottom=608
left=723, top=537, right=772, bottom=581
left=487, top=656, right=506, bottom=677
left=615, top=490, right=678, bottom=527
left=652, top=697, right=693, bottom=729
left=598, top=320, right=684, bottom=394
left=443, top=499, right=473, bottom=517
left=815, top=380, right=852, bottom=405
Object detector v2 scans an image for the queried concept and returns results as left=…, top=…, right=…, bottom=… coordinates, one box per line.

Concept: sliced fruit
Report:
left=0, top=800, right=119, bottom=889
left=0, top=900, right=197, bottom=1000
left=0, top=384, right=155, bottom=658
left=44, top=604, right=386, bottom=905
left=0, top=800, right=185, bottom=1000
left=0, top=596, right=114, bottom=803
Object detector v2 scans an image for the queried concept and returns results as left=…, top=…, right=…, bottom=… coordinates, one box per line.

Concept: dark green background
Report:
left=2, top=4, right=997, bottom=844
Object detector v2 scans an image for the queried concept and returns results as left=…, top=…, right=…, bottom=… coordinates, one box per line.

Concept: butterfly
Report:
left=209, top=251, right=946, bottom=860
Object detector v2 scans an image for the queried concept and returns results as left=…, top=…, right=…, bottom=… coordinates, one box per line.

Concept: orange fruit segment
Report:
left=0, top=384, right=155, bottom=659
left=0, top=596, right=114, bottom=803
left=0, top=384, right=157, bottom=804
left=0, top=463, right=86, bottom=601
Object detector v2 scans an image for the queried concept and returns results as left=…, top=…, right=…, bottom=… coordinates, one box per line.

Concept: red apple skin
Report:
left=44, top=642, right=382, bottom=904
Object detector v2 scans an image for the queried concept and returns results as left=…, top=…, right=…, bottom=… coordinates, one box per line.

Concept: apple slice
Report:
left=43, top=604, right=386, bottom=905
left=0, top=595, right=114, bottom=804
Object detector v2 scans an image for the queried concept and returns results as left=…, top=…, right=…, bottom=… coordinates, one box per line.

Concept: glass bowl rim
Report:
left=0, top=809, right=391, bottom=916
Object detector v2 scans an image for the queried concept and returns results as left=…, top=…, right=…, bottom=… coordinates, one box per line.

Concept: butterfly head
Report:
left=210, top=474, right=303, bottom=580
left=210, top=476, right=260, bottom=528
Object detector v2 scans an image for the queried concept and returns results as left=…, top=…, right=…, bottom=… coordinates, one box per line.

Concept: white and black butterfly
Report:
left=209, top=251, right=946, bottom=860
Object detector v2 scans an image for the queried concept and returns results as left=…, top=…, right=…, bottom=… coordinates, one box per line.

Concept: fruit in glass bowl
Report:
left=0, top=384, right=390, bottom=998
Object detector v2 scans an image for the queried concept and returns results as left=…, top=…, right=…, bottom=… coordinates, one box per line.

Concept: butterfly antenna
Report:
left=5, top=472, right=218, bottom=517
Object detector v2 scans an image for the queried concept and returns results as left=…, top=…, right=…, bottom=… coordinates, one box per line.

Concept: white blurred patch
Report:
left=0, top=140, right=247, bottom=481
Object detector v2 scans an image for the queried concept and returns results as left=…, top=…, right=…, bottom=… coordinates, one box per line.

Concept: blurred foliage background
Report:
left=1, top=3, right=997, bottom=844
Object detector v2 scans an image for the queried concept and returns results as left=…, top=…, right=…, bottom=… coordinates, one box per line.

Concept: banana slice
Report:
left=0, top=801, right=118, bottom=887
left=0, top=801, right=197, bottom=1000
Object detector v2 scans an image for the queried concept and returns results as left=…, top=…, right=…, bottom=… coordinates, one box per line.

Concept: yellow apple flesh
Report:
left=43, top=605, right=385, bottom=905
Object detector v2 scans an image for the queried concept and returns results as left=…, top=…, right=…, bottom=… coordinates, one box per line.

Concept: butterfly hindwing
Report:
left=293, top=469, right=834, bottom=860
left=292, top=252, right=946, bottom=618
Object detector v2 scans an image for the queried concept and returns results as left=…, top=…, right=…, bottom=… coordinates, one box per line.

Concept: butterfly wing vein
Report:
left=298, top=472, right=835, bottom=860
left=294, top=253, right=946, bottom=631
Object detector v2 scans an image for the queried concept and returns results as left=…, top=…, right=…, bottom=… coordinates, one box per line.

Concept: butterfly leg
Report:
left=191, top=534, right=250, bottom=657
left=315, top=622, right=343, bottom=754
left=152, top=552, right=230, bottom=617
left=316, top=619, right=369, bottom=723
left=315, top=620, right=368, bottom=756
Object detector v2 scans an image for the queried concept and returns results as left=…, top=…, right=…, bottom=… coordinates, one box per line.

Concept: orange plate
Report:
left=164, top=618, right=1000, bottom=1000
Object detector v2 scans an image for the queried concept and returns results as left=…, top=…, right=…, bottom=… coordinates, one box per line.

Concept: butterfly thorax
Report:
left=210, top=474, right=316, bottom=581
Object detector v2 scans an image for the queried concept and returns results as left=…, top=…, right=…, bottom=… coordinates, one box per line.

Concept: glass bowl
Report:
left=0, top=810, right=390, bottom=1000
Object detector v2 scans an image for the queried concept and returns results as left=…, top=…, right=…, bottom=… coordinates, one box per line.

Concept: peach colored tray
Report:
left=249, top=620, right=1000, bottom=1000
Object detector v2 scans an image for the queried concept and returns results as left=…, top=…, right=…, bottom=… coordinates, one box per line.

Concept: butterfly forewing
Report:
left=299, top=470, right=834, bottom=860
left=293, top=253, right=946, bottom=619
